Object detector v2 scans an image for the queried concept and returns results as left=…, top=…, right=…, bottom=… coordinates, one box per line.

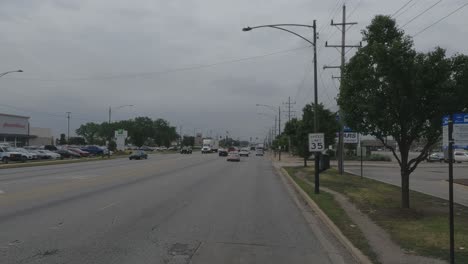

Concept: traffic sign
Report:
left=343, top=132, right=358, bottom=143
left=309, top=133, right=325, bottom=152
left=443, top=113, right=468, bottom=149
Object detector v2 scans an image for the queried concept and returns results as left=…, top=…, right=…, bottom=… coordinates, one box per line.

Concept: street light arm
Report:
left=114, top=104, right=134, bottom=110
left=0, top=70, right=23, bottom=78
left=243, top=25, right=315, bottom=46
left=244, top=24, right=314, bottom=30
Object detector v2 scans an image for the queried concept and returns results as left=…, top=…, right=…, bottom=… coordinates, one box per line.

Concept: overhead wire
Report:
left=400, top=0, right=443, bottom=28
left=412, top=2, right=468, bottom=37
left=392, top=0, right=416, bottom=17
left=6, top=46, right=311, bottom=82
left=394, top=0, right=422, bottom=19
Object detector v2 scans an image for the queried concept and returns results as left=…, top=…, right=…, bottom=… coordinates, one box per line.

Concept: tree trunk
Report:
left=401, top=170, right=410, bottom=208
left=400, top=148, right=410, bottom=208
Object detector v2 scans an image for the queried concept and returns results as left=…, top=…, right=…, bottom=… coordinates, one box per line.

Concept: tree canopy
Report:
left=75, top=117, right=178, bottom=147
left=338, top=15, right=468, bottom=208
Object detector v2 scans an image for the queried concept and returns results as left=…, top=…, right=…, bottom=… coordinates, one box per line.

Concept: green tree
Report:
left=59, top=133, right=67, bottom=145
left=182, top=136, right=195, bottom=147
left=68, top=137, right=86, bottom=145
left=338, top=15, right=465, bottom=208
left=76, top=122, right=100, bottom=144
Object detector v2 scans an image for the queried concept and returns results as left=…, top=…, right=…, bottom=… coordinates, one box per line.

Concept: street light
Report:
left=108, top=104, right=134, bottom=123
left=245, top=21, right=320, bottom=193
left=0, top=69, right=23, bottom=78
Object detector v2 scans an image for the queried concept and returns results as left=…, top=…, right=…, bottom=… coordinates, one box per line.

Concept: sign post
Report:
left=309, top=133, right=324, bottom=194
left=448, top=116, right=455, bottom=264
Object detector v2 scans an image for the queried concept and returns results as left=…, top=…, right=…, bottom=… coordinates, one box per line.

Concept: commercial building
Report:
left=0, top=113, right=53, bottom=147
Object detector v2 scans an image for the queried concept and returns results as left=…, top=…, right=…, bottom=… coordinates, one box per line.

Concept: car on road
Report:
left=239, top=148, right=250, bottom=157
left=129, top=150, right=148, bottom=160
left=454, top=151, right=468, bottom=163
left=57, top=149, right=81, bottom=159
left=427, top=152, right=444, bottom=162
left=218, top=148, right=228, bottom=157
left=180, top=147, right=192, bottom=154
left=227, top=151, right=240, bottom=162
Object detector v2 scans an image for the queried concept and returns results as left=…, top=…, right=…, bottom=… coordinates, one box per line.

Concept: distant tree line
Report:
left=75, top=117, right=179, bottom=147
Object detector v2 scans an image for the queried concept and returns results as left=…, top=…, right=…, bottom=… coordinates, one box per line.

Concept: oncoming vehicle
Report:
left=239, top=148, right=250, bottom=157
left=129, top=150, right=148, bottom=160
left=227, top=151, right=240, bottom=162
left=180, top=147, right=192, bottom=154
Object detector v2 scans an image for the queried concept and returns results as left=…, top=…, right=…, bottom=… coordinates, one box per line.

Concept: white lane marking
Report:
left=97, top=202, right=118, bottom=211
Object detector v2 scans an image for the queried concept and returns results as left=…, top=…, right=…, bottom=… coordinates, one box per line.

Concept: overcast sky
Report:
left=1, top=0, right=467, bottom=141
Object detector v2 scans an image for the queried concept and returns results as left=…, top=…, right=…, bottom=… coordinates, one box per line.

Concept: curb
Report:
left=278, top=167, right=373, bottom=264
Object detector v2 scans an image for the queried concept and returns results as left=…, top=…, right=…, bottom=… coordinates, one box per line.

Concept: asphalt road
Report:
left=0, top=153, right=353, bottom=264
left=345, top=161, right=468, bottom=206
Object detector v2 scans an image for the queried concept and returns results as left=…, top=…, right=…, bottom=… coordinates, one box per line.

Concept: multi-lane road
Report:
left=0, top=153, right=354, bottom=264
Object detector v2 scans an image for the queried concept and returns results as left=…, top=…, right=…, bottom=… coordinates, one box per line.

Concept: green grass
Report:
left=285, top=167, right=380, bottom=264
left=286, top=166, right=468, bottom=263
left=0, top=155, right=125, bottom=169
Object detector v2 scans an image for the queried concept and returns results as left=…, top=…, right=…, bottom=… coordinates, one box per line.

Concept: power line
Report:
left=392, top=0, right=416, bottom=17
left=394, top=0, right=422, bottom=19
left=412, top=2, right=468, bottom=37
left=6, top=46, right=311, bottom=82
left=400, top=0, right=442, bottom=28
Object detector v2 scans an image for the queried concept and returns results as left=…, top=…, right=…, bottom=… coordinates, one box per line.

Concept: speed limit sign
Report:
left=309, top=133, right=325, bottom=152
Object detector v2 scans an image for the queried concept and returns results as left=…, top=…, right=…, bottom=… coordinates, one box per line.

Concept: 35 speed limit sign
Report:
left=309, top=133, right=325, bottom=152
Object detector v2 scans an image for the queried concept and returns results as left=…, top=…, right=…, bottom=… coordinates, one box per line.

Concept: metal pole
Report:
left=278, top=106, right=281, bottom=161
left=448, top=115, right=455, bottom=264
left=313, top=20, right=320, bottom=194
left=361, top=145, right=363, bottom=179
left=108, top=106, right=111, bottom=123
left=66, top=112, right=71, bottom=143
left=338, top=5, right=346, bottom=175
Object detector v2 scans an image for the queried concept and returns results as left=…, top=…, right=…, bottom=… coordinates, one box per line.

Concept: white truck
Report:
left=0, top=144, right=25, bottom=163
left=201, top=138, right=219, bottom=154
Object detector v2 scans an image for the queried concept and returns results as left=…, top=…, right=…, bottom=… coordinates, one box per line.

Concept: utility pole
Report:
left=66, top=112, right=71, bottom=143
left=324, top=4, right=361, bottom=175
left=283, top=96, right=296, bottom=122
left=274, top=116, right=277, bottom=138
left=278, top=106, right=281, bottom=161
left=179, top=126, right=182, bottom=146
left=108, top=107, right=111, bottom=123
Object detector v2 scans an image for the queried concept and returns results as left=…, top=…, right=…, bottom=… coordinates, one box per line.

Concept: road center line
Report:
left=97, top=202, right=118, bottom=211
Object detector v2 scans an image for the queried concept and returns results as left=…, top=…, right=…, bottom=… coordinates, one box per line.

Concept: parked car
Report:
left=0, top=145, right=25, bottom=163
left=239, top=148, right=250, bottom=157
left=427, top=152, right=444, bottom=162
left=57, top=149, right=81, bottom=159
left=129, top=150, right=148, bottom=160
left=13, top=148, right=38, bottom=160
left=81, top=145, right=104, bottom=155
left=454, top=151, right=468, bottom=163
left=43, top=150, right=61, bottom=159
left=67, top=148, right=90, bottom=157
left=227, top=151, right=240, bottom=162
left=180, top=147, right=192, bottom=154
left=139, top=146, right=153, bottom=152
left=218, top=148, right=228, bottom=157
left=43, top=145, right=58, bottom=151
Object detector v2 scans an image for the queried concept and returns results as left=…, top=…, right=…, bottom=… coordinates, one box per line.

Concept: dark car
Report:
left=57, top=149, right=81, bottom=159
left=218, top=148, right=228, bottom=157
left=129, top=150, right=148, bottom=160
left=81, top=145, right=104, bottom=155
left=180, top=147, right=192, bottom=154
left=44, top=145, right=58, bottom=151
left=427, top=152, right=444, bottom=162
